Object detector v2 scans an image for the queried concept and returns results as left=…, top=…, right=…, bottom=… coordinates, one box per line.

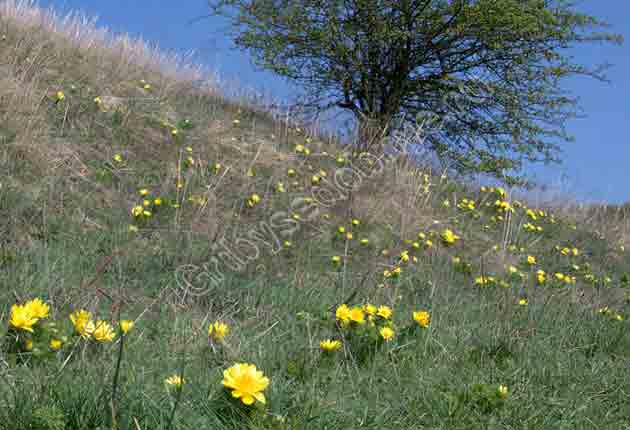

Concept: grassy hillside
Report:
left=1, top=2, right=630, bottom=429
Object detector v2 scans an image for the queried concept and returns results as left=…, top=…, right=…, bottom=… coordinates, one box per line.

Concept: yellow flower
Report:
left=208, top=321, right=230, bottom=341
left=287, top=168, right=296, bottom=177
left=320, top=339, right=342, bottom=352
left=441, top=229, right=460, bottom=244
left=247, top=193, right=261, bottom=207
left=352, top=219, right=361, bottom=226
left=336, top=304, right=352, bottom=322
left=120, top=320, right=134, bottom=334
left=498, top=385, right=509, bottom=399
left=376, top=305, right=393, bottom=319
left=93, top=320, right=116, bottom=342
left=331, top=255, right=341, bottom=265
left=518, top=299, right=528, bottom=306
left=139, top=189, right=149, bottom=196
left=360, top=238, right=369, bottom=246
left=113, top=154, right=123, bottom=163
left=9, top=304, right=38, bottom=332
left=283, top=240, right=292, bottom=248
left=349, top=307, right=365, bottom=324
left=413, top=310, right=431, bottom=328
left=153, top=198, right=162, bottom=206
left=131, top=205, right=143, bottom=217
left=50, top=338, right=63, bottom=351
left=364, top=304, right=377, bottom=316
left=536, top=270, right=546, bottom=285
left=24, top=298, right=49, bottom=319
left=165, top=375, right=185, bottom=388
left=222, top=363, right=270, bottom=405
left=24, top=339, right=33, bottom=351
left=70, top=310, right=94, bottom=338
left=527, top=255, right=536, bottom=265
left=379, top=326, right=395, bottom=341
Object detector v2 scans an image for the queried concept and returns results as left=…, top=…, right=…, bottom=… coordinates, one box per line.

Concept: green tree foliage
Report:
left=207, top=0, right=622, bottom=184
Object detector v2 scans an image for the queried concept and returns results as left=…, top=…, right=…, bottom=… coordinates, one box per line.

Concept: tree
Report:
left=206, top=0, right=621, bottom=184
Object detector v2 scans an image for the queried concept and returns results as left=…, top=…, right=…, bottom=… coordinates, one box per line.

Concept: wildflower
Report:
left=50, top=338, right=63, bottom=351
left=143, top=199, right=151, bottom=207
left=287, top=168, right=296, bottom=177
left=222, top=363, right=270, bottom=406
left=165, top=375, right=185, bottom=388
left=311, top=175, right=321, bottom=185
left=70, top=310, right=94, bottom=338
left=335, top=304, right=352, bottom=322
left=24, top=339, right=33, bottom=351
left=360, top=238, right=369, bottom=246
left=283, top=240, right=292, bottom=248
left=247, top=193, right=261, bottom=208
left=349, top=307, right=365, bottom=324
left=346, top=232, right=353, bottom=240
left=153, top=198, right=162, bottom=206
left=233, top=119, right=240, bottom=125
left=24, top=298, right=49, bottom=319
left=440, top=229, right=460, bottom=245
left=376, top=305, right=393, bottom=319
left=208, top=321, right=230, bottom=341
left=128, top=225, right=139, bottom=232
left=364, top=304, right=377, bottom=316
left=379, top=326, right=395, bottom=341
left=352, top=219, right=360, bottom=226
left=536, top=270, right=546, bottom=285
left=413, top=310, right=431, bottom=328
left=400, top=250, right=410, bottom=263
left=518, top=299, right=528, bottom=306
left=320, top=339, right=342, bottom=352
left=113, top=154, right=123, bottom=163
left=498, top=385, right=509, bottom=399
left=9, top=304, right=38, bottom=332
left=131, top=205, right=144, bottom=216
left=275, top=182, right=286, bottom=193
left=527, top=255, right=536, bottom=265
left=120, top=320, right=134, bottom=334
left=55, top=91, right=65, bottom=101
left=92, top=321, right=116, bottom=342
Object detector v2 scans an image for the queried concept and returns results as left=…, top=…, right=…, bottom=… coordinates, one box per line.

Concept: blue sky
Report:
left=39, top=0, right=630, bottom=203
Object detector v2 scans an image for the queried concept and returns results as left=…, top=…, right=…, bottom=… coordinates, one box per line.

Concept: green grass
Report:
left=2, top=2, right=630, bottom=429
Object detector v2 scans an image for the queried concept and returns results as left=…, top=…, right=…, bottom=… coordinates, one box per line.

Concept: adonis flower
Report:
left=320, top=339, right=342, bottom=352
left=208, top=321, right=230, bottom=341
left=440, top=229, right=460, bottom=245
left=335, top=304, right=352, bottom=322
left=92, top=320, right=116, bottom=342
left=24, top=298, right=49, bottom=320
left=413, top=310, right=431, bottom=328
left=379, top=326, right=395, bottom=341
left=222, top=363, right=270, bottom=406
left=9, top=304, right=38, bottom=332
left=376, top=305, right=393, bottom=320
left=70, top=310, right=95, bottom=339
left=165, top=375, right=185, bottom=388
